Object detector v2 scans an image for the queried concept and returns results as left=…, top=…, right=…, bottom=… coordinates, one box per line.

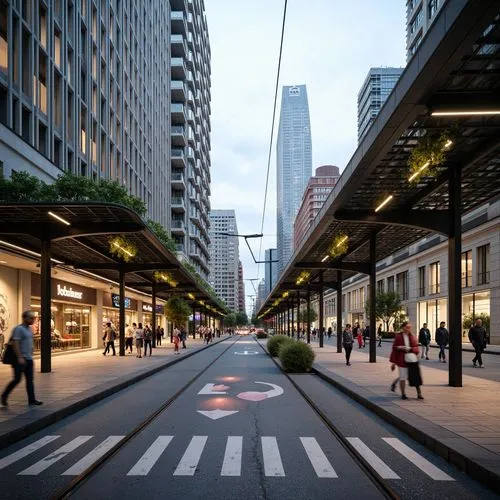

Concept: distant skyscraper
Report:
left=238, top=261, right=245, bottom=314
left=265, top=249, right=278, bottom=294
left=294, top=165, right=340, bottom=249
left=209, top=210, right=239, bottom=311
left=357, top=68, right=403, bottom=143
left=256, top=280, right=266, bottom=314
left=406, top=0, right=446, bottom=60
left=277, top=85, right=312, bottom=276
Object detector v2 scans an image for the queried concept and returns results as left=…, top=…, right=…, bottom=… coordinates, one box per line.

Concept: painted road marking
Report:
left=18, top=436, right=93, bottom=476
left=197, top=409, right=239, bottom=420
left=237, top=381, right=284, bottom=402
left=382, top=438, right=454, bottom=481
left=198, top=383, right=229, bottom=395
left=173, top=436, right=208, bottom=476
left=346, top=438, right=400, bottom=479
left=234, top=350, right=259, bottom=355
left=127, top=436, right=174, bottom=476
left=300, top=437, right=338, bottom=478
left=63, top=436, right=125, bottom=475
left=221, top=436, right=243, bottom=476
left=261, top=437, right=285, bottom=477
left=0, top=436, right=60, bottom=471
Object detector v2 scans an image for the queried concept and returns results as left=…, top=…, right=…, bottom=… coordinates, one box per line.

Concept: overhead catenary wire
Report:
left=256, top=0, right=288, bottom=281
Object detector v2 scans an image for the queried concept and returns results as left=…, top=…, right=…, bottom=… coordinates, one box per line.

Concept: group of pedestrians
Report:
left=103, top=322, right=165, bottom=358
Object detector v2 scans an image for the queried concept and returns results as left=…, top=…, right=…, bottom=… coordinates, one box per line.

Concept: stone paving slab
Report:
left=308, top=343, right=500, bottom=491
left=0, top=336, right=228, bottom=449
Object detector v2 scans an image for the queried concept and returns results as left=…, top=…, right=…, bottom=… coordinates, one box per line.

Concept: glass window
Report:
left=54, top=31, right=62, bottom=67
left=429, top=262, right=440, bottom=294
left=477, top=244, right=490, bottom=285
left=461, top=250, right=472, bottom=288
left=39, top=6, right=47, bottom=49
left=377, top=279, right=384, bottom=293
left=418, top=266, right=425, bottom=297
left=387, top=276, right=395, bottom=293
left=0, top=1, right=8, bottom=74
left=396, top=271, right=409, bottom=300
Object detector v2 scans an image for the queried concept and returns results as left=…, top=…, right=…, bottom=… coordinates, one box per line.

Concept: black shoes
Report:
left=401, top=394, right=408, bottom=400
left=29, top=400, right=43, bottom=406
left=390, top=383, right=396, bottom=392
left=417, top=395, right=424, bottom=400
left=0, top=396, right=7, bottom=407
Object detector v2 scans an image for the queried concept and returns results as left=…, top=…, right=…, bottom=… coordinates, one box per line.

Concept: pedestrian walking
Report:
left=342, top=324, right=354, bottom=366
left=181, top=327, right=187, bottom=349
left=469, top=318, right=487, bottom=368
left=377, top=324, right=383, bottom=347
left=390, top=321, right=423, bottom=400
left=356, top=325, right=363, bottom=349
left=173, top=326, right=180, bottom=354
left=1, top=311, right=43, bottom=407
left=102, top=322, right=116, bottom=356
left=125, top=323, right=135, bottom=353
left=435, top=321, right=449, bottom=363
left=144, top=325, right=153, bottom=356
left=363, top=325, right=370, bottom=348
left=418, top=323, right=431, bottom=360
left=327, top=327, right=332, bottom=340
left=135, top=323, right=144, bottom=358
left=156, top=326, right=162, bottom=346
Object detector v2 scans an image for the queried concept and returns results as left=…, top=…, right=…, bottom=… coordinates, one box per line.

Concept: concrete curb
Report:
left=0, top=337, right=228, bottom=451
left=311, top=363, right=500, bottom=492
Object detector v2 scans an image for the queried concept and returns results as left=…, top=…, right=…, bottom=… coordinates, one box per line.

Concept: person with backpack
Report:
left=418, top=323, right=431, bottom=360
left=342, top=324, right=354, bottom=366
left=102, top=322, right=116, bottom=356
left=143, top=324, right=153, bottom=356
left=435, top=321, right=449, bottom=363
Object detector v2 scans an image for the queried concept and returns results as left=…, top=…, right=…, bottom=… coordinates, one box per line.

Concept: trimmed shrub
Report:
left=256, top=331, right=268, bottom=339
left=267, top=335, right=294, bottom=357
left=279, top=341, right=315, bottom=373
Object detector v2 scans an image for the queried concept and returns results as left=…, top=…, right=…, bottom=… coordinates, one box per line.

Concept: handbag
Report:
left=403, top=333, right=418, bottom=364
left=2, top=344, right=17, bottom=365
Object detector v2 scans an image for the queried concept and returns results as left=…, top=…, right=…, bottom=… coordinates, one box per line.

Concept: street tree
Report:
left=365, top=291, right=402, bottom=332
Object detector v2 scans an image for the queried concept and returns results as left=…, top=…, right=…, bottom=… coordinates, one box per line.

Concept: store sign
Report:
left=142, top=304, right=164, bottom=314
left=56, top=284, right=83, bottom=300
left=112, top=294, right=131, bottom=309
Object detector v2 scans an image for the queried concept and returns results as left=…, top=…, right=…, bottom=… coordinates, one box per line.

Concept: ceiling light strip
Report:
left=48, top=211, right=71, bottom=226
left=375, top=195, right=393, bottom=213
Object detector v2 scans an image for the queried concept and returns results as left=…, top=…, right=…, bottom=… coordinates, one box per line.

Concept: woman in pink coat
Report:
left=357, top=328, right=363, bottom=349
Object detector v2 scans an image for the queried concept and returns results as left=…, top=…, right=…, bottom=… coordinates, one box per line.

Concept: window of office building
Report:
left=461, top=250, right=472, bottom=288
left=387, top=276, right=395, bottom=293
left=0, top=1, right=8, bottom=75
left=429, top=262, right=440, bottom=294
left=418, top=266, right=425, bottom=297
left=376, top=279, right=384, bottom=294
left=396, top=271, right=409, bottom=300
left=477, top=244, right=490, bottom=285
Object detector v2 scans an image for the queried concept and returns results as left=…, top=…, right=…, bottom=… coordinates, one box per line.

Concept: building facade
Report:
left=294, top=165, right=340, bottom=249
left=238, top=260, right=245, bottom=313
left=264, top=248, right=278, bottom=294
left=276, top=84, right=312, bottom=277
left=170, top=0, right=212, bottom=280
left=357, top=68, right=403, bottom=143
left=208, top=210, right=239, bottom=312
left=316, top=201, right=499, bottom=345
left=406, top=0, right=446, bottom=60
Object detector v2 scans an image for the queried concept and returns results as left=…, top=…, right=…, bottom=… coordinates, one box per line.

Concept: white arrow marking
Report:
left=197, top=409, right=239, bottom=420
left=198, top=383, right=229, bottom=395
left=234, top=350, right=259, bottom=355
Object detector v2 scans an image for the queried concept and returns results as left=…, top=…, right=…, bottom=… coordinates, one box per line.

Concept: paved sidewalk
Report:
left=309, top=343, right=500, bottom=490
left=0, top=335, right=228, bottom=449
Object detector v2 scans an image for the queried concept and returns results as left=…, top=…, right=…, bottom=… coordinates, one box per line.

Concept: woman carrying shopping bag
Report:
left=390, top=321, right=423, bottom=400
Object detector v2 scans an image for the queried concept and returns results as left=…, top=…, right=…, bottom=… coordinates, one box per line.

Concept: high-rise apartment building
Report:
left=170, top=0, right=212, bottom=280
left=294, top=165, right=340, bottom=249
left=264, top=248, right=278, bottom=294
left=238, top=260, right=245, bottom=314
left=0, top=0, right=172, bottom=227
left=276, top=84, right=312, bottom=276
left=357, top=68, right=403, bottom=143
left=255, top=279, right=266, bottom=315
left=208, top=210, right=239, bottom=312
left=406, top=0, right=446, bottom=60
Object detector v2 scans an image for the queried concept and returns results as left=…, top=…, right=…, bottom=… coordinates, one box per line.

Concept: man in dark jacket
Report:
left=435, top=322, right=449, bottom=363
left=468, top=319, right=487, bottom=368
left=418, top=323, right=431, bottom=360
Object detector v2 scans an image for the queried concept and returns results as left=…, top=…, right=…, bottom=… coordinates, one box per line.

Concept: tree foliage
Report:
left=298, top=308, right=318, bottom=326
left=224, top=313, right=237, bottom=327
left=235, top=311, right=248, bottom=326
left=365, top=291, right=402, bottom=332
left=164, top=297, right=191, bottom=327
left=463, top=312, right=490, bottom=333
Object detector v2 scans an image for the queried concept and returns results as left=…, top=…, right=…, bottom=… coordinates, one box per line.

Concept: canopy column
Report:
left=336, top=270, right=343, bottom=353
left=40, top=239, right=52, bottom=373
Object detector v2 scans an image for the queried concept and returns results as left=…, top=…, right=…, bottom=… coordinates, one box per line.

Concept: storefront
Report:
left=142, top=303, right=165, bottom=329
left=31, top=274, right=96, bottom=352
left=103, top=293, right=138, bottom=332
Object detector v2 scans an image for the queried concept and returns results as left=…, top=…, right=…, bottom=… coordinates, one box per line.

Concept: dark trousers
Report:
left=2, top=360, right=36, bottom=403
left=125, top=337, right=133, bottom=352
left=182, top=338, right=186, bottom=348
left=438, top=345, right=446, bottom=360
left=344, top=344, right=353, bottom=364
left=144, top=339, right=152, bottom=356
left=104, top=341, right=116, bottom=355
left=156, top=335, right=162, bottom=346
left=472, top=342, right=483, bottom=366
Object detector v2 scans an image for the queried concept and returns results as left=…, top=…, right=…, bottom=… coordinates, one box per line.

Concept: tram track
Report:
left=51, top=336, right=241, bottom=500
left=255, top=337, right=400, bottom=500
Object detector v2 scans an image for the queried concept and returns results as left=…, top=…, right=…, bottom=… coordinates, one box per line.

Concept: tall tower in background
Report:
left=357, top=68, right=403, bottom=143
left=264, top=248, right=278, bottom=294
left=276, top=85, right=312, bottom=277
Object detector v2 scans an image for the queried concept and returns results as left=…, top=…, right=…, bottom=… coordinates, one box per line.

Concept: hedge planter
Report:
left=279, top=342, right=315, bottom=373
left=267, top=336, right=295, bottom=357
left=256, top=331, right=268, bottom=339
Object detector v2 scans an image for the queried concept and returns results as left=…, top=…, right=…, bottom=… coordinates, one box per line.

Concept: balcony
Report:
left=186, top=147, right=195, bottom=164
left=171, top=11, right=187, bottom=36
left=176, top=243, right=185, bottom=254
left=171, top=148, right=186, bottom=168
left=171, top=80, right=186, bottom=102
left=171, top=196, right=186, bottom=213
left=171, top=57, right=186, bottom=80
left=171, top=103, right=186, bottom=124
left=171, top=171, right=186, bottom=189
left=171, top=219, right=186, bottom=234
left=170, top=34, right=187, bottom=58
left=171, top=125, right=186, bottom=147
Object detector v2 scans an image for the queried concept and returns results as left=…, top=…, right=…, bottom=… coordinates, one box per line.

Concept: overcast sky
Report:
left=205, top=0, right=407, bottom=314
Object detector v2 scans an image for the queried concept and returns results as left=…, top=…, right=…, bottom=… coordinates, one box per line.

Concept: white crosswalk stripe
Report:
left=0, top=436, right=61, bottom=471
left=221, top=436, right=243, bottom=476
left=173, top=436, right=208, bottom=476
left=300, top=437, right=337, bottom=478
left=346, top=438, right=400, bottom=479
left=63, top=436, right=125, bottom=475
left=382, top=438, right=454, bottom=481
left=261, top=436, right=285, bottom=477
left=18, top=436, right=93, bottom=476
left=127, top=436, right=174, bottom=476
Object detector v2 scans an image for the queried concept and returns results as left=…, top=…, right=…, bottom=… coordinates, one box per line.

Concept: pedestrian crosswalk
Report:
left=0, top=434, right=455, bottom=481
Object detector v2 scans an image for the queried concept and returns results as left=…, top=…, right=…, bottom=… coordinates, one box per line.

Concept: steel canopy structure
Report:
left=257, top=0, right=500, bottom=387
left=0, top=202, right=228, bottom=372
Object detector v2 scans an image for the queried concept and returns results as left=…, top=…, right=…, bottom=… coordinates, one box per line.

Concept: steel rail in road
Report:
left=52, top=336, right=241, bottom=500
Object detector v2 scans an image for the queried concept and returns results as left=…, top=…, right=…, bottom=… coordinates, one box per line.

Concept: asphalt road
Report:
left=0, top=336, right=496, bottom=500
